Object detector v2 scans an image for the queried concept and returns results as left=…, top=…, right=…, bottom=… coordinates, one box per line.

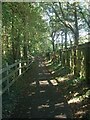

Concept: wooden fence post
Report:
left=6, top=62, right=9, bottom=93
left=24, top=62, right=26, bottom=71
left=19, top=60, right=21, bottom=75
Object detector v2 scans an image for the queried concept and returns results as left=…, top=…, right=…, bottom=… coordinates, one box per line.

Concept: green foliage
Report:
left=2, top=3, right=52, bottom=65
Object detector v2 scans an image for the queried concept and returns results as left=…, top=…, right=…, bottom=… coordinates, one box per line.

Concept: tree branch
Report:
left=59, top=2, right=65, bottom=19
left=51, top=5, right=75, bottom=34
left=79, top=5, right=90, bottom=28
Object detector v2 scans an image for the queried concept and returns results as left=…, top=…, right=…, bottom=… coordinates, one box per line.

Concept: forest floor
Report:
left=2, top=56, right=90, bottom=119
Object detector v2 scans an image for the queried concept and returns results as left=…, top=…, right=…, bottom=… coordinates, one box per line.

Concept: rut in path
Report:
left=10, top=57, right=73, bottom=118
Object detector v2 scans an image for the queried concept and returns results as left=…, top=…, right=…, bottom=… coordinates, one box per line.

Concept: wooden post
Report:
left=19, top=60, right=21, bottom=75
left=24, top=62, right=26, bottom=71
left=6, top=62, right=9, bottom=93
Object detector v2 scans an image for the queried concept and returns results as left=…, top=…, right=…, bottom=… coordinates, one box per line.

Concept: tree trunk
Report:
left=16, top=32, right=21, bottom=60
left=23, top=16, right=27, bottom=60
left=52, top=39, right=55, bottom=52
left=73, top=3, right=79, bottom=77
left=64, top=28, right=70, bottom=67
left=11, top=9, right=16, bottom=63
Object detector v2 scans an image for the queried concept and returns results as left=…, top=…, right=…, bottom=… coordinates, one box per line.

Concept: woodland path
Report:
left=9, top=56, right=73, bottom=118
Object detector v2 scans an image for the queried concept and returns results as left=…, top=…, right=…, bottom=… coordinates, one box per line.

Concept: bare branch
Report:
left=78, top=5, right=90, bottom=28
left=51, top=5, right=75, bottom=34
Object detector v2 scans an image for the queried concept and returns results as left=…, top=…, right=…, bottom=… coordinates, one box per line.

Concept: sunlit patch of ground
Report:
left=51, top=71, right=55, bottom=74
left=3, top=58, right=90, bottom=118
left=30, top=81, right=36, bottom=86
left=55, top=114, right=67, bottom=118
left=46, top=62, right=52, bottom=67
left=40, top=90, right=45, bottom=93
left=75, top=111, right=86, bottom=118
left=38, top=104, right=50, bottom=109
left=47, top=61, right=90, bottom=118
left=68, top=97, right=81, bottom=104
left=54, top=102, right=64, bottom=108
left=39, top=80, right=49, bottom=86
left=50, top=79, right=58, bottom=86
left=44, top=60, right=52, bottom=66
left=57, top=77, right=68, bottom=82
left=28, top=91, right=36, bottom=96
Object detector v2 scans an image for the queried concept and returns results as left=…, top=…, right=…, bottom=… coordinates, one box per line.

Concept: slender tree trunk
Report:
left=61, top=33, right=63, bottom=50
left=65, top=29, right=67, bottom=49
left=23, top=17, right=27, bottom=60
left=11, top=9, right=16, bottom=63
left=23, top=36, right=27, bottom=60
left=64, top=28, right=70, bottom=67
left=73, top=3, right=80, bottom=77
left=61, top=32, right=65, bottom=66
left=52, top=39, right=55, bottom=52
left=16, top=32, right=21, bottom=60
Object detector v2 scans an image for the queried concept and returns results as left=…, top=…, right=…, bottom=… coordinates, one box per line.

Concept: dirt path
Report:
left=9, top=57, right=73, bottom=118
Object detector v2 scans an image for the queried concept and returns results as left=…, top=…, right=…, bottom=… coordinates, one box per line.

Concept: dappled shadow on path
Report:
left=8, top=57, right=73, bottom=118
left=45, top=60, right=71, bottom=78
left=45, top=60, right=90, bottom=118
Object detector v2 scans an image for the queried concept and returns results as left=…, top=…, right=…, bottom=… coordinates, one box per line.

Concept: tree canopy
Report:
left=2, top=2, right=89, bottom=66
left=2, top=3, right=52, bottom=65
